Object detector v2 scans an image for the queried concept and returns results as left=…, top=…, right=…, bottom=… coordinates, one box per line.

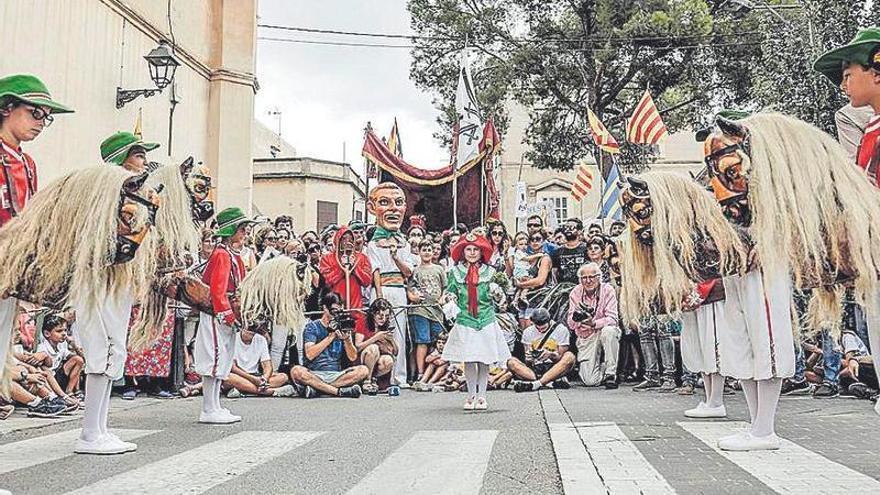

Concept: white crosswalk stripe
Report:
left=679, top=421, right=880, bottom=494
left=347, top=430, right=498, bottom=495
left=65, top=430, right=324, bottom=495
left=0, top=428, right=158, bottom=475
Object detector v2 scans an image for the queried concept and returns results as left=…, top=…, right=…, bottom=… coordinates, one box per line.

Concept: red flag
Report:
left=571, top=160, right=594, bottom=202
left=626, top=89, right=668, bottom=145
left=587, top=109, right=621, bottom=154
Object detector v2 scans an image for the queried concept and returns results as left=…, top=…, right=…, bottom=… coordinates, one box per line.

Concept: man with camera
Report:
left=319, top=226, right=373, bottom=334
left=508, top=308, right=576, bottom=392
left=289, top=293, right=369, bottom=398
left=568, top=263, right=620, bottom=389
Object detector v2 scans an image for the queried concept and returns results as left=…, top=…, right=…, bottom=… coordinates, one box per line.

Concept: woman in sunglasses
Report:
left=0, top=74, right=72, bottom=228
left=513, top=232, right=553, bottom=327
left=485, top=220, right=508, bottom=273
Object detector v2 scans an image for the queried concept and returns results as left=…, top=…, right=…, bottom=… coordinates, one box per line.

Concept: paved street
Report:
left=1, top=385, right=878, bottom=494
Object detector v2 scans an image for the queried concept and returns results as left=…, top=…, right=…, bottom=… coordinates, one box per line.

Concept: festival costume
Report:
left=441, top=235, right=510, bottom=409
left=195, top=243, right=245, bottom=380
left=366, top=228, right=418, bottom=385
left=320, top=226, right=373, bottom=334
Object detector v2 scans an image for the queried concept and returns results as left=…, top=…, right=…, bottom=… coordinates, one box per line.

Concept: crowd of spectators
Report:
left=2, top=211, right=876, bottom=420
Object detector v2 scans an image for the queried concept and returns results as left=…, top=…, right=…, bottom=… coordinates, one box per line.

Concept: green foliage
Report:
left=407, top=0, right=876, bottom=172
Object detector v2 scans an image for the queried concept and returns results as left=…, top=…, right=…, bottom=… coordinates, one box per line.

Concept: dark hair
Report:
left=321, top=292, right=343, bottom=310
left=366, top=298, right=393, bottom=331
left=274, top=215, right=294, bottom=228
left=416, top=239, right=434, bottom=250
left=407, top=225, right=426, bottom=236
left=526, top=214, right=543, bottom=224
left=301, top=230, right=318, bottom=240
left=42, top=313, right=67, bottom=334
left=0, top=97, right=22, bottom=126
left=564, top=218, right=584, bottom=230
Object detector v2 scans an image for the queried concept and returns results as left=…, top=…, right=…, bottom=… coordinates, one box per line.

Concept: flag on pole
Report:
left=587, top=108, right=621, bottom=155
left=600, top=162, right=623, bottom=220
left=387, top=117, right=403, bottom=158
left=571, top=159, right=594, bottom=202
left=454, top=48, right=483, bottom=169
left=626, top=89, right=668, bottom=144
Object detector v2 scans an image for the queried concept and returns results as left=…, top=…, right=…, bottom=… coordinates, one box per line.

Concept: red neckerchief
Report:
left=466, top=263, right=481, bottom=317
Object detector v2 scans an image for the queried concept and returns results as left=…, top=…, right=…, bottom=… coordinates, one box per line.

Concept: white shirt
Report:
left=234, top=333, right=271, bottom=374
left=366, top=239, right=418, bottom=303
left=521, top=322, right=570, bottom=352
left=36, top=340, right=73, bottom=371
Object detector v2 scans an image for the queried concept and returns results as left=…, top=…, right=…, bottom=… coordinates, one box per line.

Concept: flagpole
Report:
left=597, top=151, right=604, bottom=223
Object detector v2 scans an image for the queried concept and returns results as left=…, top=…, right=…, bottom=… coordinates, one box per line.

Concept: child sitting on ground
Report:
left=413, top=333, right=449, bottom=391
left=36, top=313, right=85, bottom=398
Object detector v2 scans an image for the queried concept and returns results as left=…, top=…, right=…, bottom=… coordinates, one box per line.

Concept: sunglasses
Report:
left=307, top=246, right=320, bottom=253
left=25, top=105, right=53, bottom=126
left=491, top=231, right=504, bottom=236
left=527, top=223, right=541, bottom=228
left=530, top=236, right=543, bottom=242
left=265, top=236, right=278, bottom=241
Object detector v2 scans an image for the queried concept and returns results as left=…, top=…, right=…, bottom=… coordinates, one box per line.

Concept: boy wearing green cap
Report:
left=100, top=131, right=160, bottom=173
left=0, top=74, right=72, bottom=228
left=815, top=27, right=880, bottom=183
left=194, top=207, right=254, bottom=424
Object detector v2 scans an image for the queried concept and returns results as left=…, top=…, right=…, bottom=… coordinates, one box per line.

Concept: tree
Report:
left=408, top=0, right=876, bottom=173
left=408, top=0, right=762, bottom=172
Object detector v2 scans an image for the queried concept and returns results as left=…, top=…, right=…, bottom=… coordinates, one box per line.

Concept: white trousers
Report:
left=680, top=301, right=726, bottom=375
left=720, top=270, right=795, bottom=380
left=384, top=287, right=409, bottom=385
left=270, top=324, right=290, bottom=371
left=73, top=292, right=135, bottom=380
left=193, top=312, right=236, bottom=379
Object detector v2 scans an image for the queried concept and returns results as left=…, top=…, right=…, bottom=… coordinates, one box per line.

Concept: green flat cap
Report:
left=814, top=27, right=880, bottom=86
left=215, top=207, right=255, bottom=238
left=0, top=74, right=73, bottom=113
left=101, top=131, right=160, bottom=166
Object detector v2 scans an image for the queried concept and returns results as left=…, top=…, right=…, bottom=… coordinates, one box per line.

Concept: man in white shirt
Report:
left=507, top=308, right=576, bottom=392
left=223, top=327, right=295, bottom=398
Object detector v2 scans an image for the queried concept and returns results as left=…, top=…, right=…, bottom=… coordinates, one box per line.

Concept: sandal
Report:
left=0, top=404, right=14, bottom=420
left=363, top=380, right=379, bottom=396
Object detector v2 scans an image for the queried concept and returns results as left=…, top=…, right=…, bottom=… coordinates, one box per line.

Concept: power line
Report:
left=258, top=36, right=766, bottom=51
left=257, top=23, right=766, bottom=45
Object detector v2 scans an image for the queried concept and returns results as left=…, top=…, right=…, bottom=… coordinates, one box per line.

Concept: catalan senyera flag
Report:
left=587, top=108, right=621, bottom=154
left=571, top=159, right=594, bottom=202
left=387, top=117, right=403, bottom=158
left=626, top=89, right=668, bottom=145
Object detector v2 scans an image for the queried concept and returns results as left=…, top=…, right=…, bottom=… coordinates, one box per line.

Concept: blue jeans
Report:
left=821, top=330, right=841, bottom=386
left=409, top=315, right=443, bottom=345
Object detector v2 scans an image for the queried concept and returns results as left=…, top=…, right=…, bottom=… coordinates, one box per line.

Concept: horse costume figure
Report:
left=617, top=171, right=748, bottom=421
left=705, top=113, right=880, bottom=421
left=0, top=165, right=161, bottom=402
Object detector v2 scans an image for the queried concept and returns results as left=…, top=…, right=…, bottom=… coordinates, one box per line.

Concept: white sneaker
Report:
left=684, top=402, right=727, bottom=418
left=718, top=432, right=782, bottom=451
left=273, top=385, right=295, bottom=397
left=199, top=410, right=240, bottom=424
left=463, top=398, right=476, bottom=411
left=1, top=489, right=12, bottom=495
left=103, top=432, right=137, bottom=452
left=226, top=389, right=242, bottom=399
left=474, top=398, right=488, bottom=411
left=74, top=435, right=129, bottom=455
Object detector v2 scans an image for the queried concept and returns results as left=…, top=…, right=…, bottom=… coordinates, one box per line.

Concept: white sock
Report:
left=201, top=376, right=215, bottom=414
left=740, top=378, right=758, bottom=424
left=751, top=378, right=782, bottom=438
left=213, top=378, right=223, bottom=411
left=99, top=379, right=112, bottom=435
left=27, top=397, right=41, bottom=407
left=476, top=363, right=489, bottom=400
left=464, top=363, right=478, bottom=400
left=707, top=373, right=725, bottom=408
left=81, top=374, right=109, bottom=442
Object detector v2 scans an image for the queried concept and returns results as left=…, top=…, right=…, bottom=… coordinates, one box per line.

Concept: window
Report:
left=551, top=196, right=568, bottom=221
left=316, top=200, right=338, bottom=231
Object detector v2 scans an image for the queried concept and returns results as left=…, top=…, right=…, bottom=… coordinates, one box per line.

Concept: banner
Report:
left=455, top=49, right=482, bottom=169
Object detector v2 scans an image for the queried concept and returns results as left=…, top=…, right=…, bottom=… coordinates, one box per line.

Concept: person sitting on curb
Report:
left=223, top=326, right=295, bottom=398
left=508, top=308, right=576, bottom=392
left=289, top=292, right=368, bottom=398
left=354, top=298, right=399, bottom=395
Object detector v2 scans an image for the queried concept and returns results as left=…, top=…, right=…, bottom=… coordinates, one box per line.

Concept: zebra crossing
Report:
left=0, top=395, right=878, bottom=494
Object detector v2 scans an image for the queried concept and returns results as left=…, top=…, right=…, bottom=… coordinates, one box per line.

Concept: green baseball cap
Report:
left=0, top=74, right=73, bottom=113
left=215, top=207, right=255, bottom=238
left=814, top=27, right=880, bottom=86
left=100, top=131, right=160, bottom=166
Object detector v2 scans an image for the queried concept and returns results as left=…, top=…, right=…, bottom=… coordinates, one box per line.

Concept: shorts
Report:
left=312, top=369, right=347, bottom=384
left=410, top=315, right=443, bottom=345
left=54, top=366, right=70, bottom=390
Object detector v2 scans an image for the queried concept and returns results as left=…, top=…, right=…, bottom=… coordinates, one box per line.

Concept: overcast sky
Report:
left=254, top=0, right=449, bottom=173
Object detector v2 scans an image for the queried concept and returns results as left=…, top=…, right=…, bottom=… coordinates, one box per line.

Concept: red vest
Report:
left=202, top=243, right=246, bottom=314
left=857, top=115, right=880, bottom=185
left=0, top=140, right=37, bottom=228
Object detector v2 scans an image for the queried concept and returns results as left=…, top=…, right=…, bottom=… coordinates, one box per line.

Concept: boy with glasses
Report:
left=0, top=74, right=72, bottom=228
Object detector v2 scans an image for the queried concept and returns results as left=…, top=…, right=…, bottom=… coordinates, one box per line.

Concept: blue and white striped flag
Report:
left=600, top=162, right=623, bottom=220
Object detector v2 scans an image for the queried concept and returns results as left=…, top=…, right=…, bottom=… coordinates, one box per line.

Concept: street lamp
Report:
left=116, top=40, right=182, bottom=109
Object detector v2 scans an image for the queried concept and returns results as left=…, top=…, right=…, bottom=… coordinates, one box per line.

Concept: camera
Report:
left=571, top=304, right=595, bottom=323
left=330, top=308, right=356, bottom=333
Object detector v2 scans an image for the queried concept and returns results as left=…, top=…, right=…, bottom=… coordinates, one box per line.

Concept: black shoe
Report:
left=552, top=377, right=571, bottom=390
left=337, top=385, right=362, bottom=398
left=847, top=382, right=876, bottom=400
left=657, top=378, right=677, bottom=393
left=781, top=379, right=812, bottom=396
left=602, top=375, right=618, bottom=389
left=27, top=398, right=66, bottom=418
left=633, top=379, right=660, bottom=391
left=813, top=383, right=839, bottom=398
left=293, top=382, right=317, bottom=399
left=49, top=396, right=77, bottom=414
left=513, top=380, right=535, bottom=393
